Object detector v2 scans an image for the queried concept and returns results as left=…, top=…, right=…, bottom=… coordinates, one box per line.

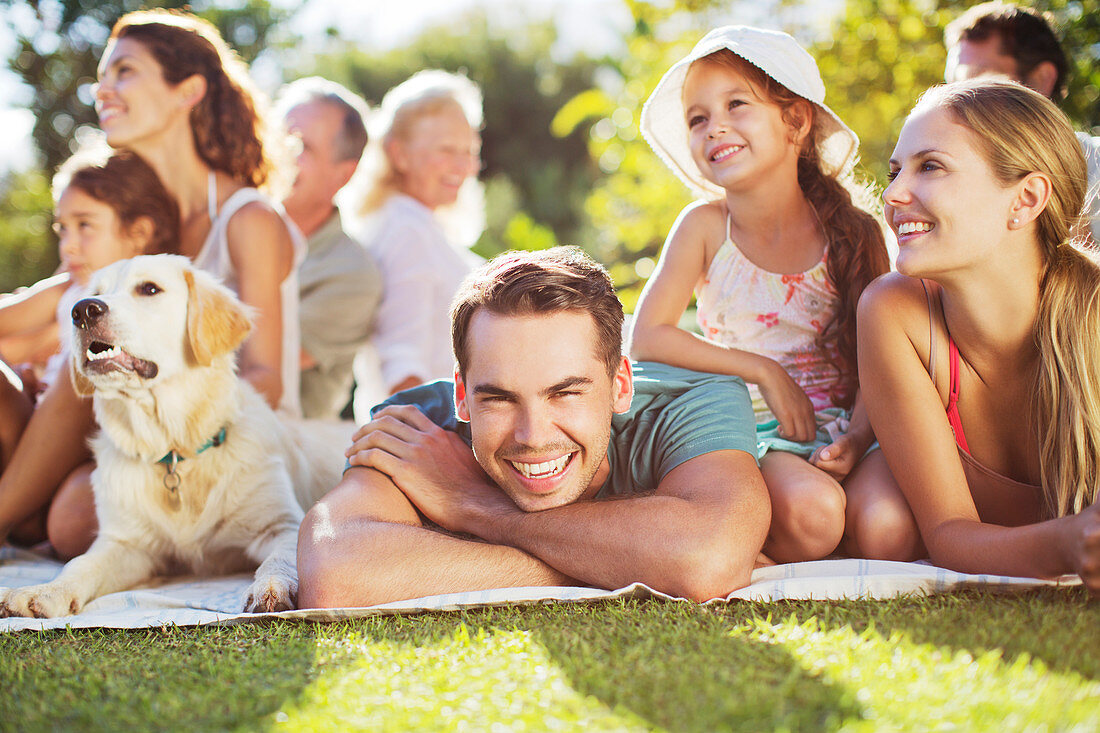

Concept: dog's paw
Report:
left=0, top=584, right=83, bottom=618
left=243, top=574, right=296, bottom=613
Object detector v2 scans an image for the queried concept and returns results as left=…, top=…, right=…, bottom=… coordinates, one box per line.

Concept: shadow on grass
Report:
left=530, top=600, right=863, bottom=731
left=0, top=621, right=323, bottom=731
left=6, top=589, right=1088, bottom=730
left=333, top=601, right=863, bottom=730
left=723, top=586, right=1100, bottom=681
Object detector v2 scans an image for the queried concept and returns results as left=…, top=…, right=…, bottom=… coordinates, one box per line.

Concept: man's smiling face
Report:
left=455, top=309, right=632, bottom=512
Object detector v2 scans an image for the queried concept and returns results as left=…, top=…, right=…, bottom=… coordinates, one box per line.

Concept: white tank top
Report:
left=191, top=174, right=305, bottom=416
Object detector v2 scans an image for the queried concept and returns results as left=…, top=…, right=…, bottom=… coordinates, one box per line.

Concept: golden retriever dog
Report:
left=0, top=255, right=345, bottom=617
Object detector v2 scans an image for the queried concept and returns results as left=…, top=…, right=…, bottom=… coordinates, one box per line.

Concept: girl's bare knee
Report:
left=768, top=472, right=846, bottom=561
left=46, top=465, right=97, bottom=560
left=796, top=480, right=846, bottom=557
left=849, top=497, right=921, bottom=561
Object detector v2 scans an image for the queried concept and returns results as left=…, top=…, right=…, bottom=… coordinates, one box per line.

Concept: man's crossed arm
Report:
left=297, top=406, right=770, bottom=607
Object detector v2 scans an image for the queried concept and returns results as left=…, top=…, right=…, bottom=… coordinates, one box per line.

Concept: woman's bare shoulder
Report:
left=860, top=272, right=929, bottom=314
left=225, top=200, right=293, bottom=252
left=858, top=272, right=938, bottom=343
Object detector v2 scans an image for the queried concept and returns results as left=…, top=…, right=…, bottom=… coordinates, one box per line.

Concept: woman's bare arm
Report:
left=225, top=202, right=295, bottom=408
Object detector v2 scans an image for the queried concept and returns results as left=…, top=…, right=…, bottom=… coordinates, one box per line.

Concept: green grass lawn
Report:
left=2, top=588, right=1098, bottom=731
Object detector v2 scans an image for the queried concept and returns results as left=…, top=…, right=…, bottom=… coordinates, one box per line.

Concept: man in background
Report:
left=278, top=77, right=382, bottom=419
left=944, top=2, right=1099, bottom=244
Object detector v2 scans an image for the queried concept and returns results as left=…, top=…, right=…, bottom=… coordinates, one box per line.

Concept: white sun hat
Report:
left=640, top=25, right=860, bottom=200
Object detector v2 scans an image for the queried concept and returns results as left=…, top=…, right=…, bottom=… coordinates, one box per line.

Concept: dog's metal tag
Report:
left=162, top=452, right=182, bottom=493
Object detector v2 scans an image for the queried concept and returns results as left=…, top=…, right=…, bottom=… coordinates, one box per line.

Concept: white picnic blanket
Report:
left=0, top=545, right=1077, bottom=631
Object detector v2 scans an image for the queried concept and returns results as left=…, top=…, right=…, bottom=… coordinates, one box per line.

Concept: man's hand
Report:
left=345, top=405, right=512, bottom=532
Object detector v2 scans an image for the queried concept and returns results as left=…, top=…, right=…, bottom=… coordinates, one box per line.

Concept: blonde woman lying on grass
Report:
left=853, top=78, right=1100, bottom=591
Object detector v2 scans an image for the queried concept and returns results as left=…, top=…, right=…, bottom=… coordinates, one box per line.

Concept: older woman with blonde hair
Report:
left=854, top=78, right=1100, bottom=590
left=351, top=70, right=485, bottom=421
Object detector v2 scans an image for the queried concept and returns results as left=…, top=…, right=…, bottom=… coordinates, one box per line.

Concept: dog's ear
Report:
left=184, top=268, right=252, bottom=366
left=69, top=358, right=95, bottom=397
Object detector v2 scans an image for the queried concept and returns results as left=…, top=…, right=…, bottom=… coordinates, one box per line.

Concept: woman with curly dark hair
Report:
left=97, top=9, right=301, bottom=413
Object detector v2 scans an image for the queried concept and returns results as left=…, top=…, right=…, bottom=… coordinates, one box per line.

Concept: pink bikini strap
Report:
left=946, top=336, right=970, bottom=454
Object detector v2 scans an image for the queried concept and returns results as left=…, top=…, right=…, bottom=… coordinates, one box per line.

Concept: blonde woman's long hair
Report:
left=353, top=70, right=485, bottom=247
left=919, top=79, right=1095, bottom=518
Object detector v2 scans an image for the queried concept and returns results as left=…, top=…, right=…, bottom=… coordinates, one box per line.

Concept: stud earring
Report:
left=1011, top=217, right=1019, bottom=226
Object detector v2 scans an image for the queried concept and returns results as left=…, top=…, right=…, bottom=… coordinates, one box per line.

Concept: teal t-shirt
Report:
left=371, top=361, right=757, bottom=497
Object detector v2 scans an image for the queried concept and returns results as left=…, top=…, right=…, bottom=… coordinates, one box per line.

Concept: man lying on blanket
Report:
left=297, top=247, right=770, bottom=605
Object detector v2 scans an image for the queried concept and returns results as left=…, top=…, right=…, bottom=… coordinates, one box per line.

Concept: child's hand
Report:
left=757, top=360, right=816, bottom=442
left=809, top=434, right=862, bottom=481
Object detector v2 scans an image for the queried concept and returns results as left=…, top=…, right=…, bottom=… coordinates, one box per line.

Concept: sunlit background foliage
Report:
left=1, top=0, right=1098, bottom=302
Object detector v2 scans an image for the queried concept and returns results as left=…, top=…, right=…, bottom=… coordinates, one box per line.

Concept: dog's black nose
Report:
left=72, top=298, right=109, bottom=329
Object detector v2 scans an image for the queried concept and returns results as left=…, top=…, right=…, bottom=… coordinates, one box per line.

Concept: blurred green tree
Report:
left=553, top=31, right=693, bottom=310
left=0, top=169, right=54, bottom=293
left=811, top=0, right=956, bottom=185
left=294, top=11, right=602, bottom=259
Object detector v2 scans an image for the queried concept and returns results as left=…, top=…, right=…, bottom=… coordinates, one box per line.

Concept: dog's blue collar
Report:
left=156, top=426, right=227, bottom=469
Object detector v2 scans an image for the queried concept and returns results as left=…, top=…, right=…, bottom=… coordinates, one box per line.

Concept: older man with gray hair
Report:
left=278, top=77, right=383, bottom=419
